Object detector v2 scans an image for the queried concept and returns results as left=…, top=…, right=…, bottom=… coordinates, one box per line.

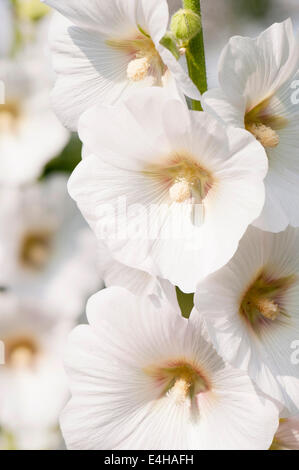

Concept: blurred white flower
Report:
left=68, top=88, right=267, bottom=293
left=271, top=417, right=299, bottom=450
left=44, top=0, right=200, bottom=130
left=0, top=0, right=13, bottom=57
left=60, top=287, right=280, bottom=450
left=0, top=290, right=71, bottom=450
left=195, top=225, right=299, bottom=416
left=0, top=175, right=102, bottom=318
left=202, top=19, right=299, bottom=232
left=0, top=54, right=69, bottom=186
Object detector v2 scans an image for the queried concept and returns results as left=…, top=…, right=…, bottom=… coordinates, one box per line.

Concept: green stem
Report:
left=182, top=0, right=207, bottom=110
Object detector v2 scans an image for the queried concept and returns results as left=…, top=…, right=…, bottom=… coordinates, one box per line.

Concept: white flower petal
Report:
left=219, top=19, right=298, bottom=109
left=97, top=241, right=178, bottom=310
left=45, top=0, right=168, bottom=40
left=158, top=45, right=201, bottom=101
left=202, top=88, right=246, bottom=128
left=49, top=13, right=135, bottom=131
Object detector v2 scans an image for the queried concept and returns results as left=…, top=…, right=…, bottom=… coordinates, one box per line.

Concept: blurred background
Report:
left=0, top=0, right=298, bottom=450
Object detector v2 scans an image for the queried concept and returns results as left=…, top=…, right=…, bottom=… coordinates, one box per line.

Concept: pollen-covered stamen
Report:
left=166, top=158, right=213, bottom=204
left=244, top=97, right=287, bottom=150
left=169, top=374, right=193, bottom=405
left=246, top=122, right=279, bottom=148
left=126, top=44, right=164, bottom=83
left=255, top=298, right=279, bottom=321
left=167, top=365, right=209, bottom=405
left=107, top=33, right=165, bottom=84
left=169, top=179, right=191, bottom=203
left=127, top=57, right=151, bottom=82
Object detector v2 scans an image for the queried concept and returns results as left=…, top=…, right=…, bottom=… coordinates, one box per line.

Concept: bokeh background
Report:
left=0, top=0, right=298, bottom=450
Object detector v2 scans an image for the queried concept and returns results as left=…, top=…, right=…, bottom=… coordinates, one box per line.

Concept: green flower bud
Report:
left=170, top=9, right=201, bottom=44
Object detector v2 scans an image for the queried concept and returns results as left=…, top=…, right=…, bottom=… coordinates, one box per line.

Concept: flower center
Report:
left=107, top=31, right=166, bottom=84
left=5, top=335, right=39, bottom=368
left=160, top=157, right=213, bottom=203
left=145, top=361, right=209, bottom=405
left=240, top=270, right=295, bottom=328
left=244, top=97, right=286, bottom=149
left=170, top=162, right=213, bottom=205
left=144, top=155, right=214, bottom=225
left=19, top=230, right=53, bottom=270
left=0, top=101, right=22, bottom=133
left=167, top=366, right=208, bottom=404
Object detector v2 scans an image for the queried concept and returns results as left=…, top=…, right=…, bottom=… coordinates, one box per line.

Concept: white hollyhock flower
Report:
left=44, top=0, right=200, bottom=130
left=271, top=417, right=299, bottom=450
left=195, top=225, right=299, bottom=416
left=0, top=175, right=101, bottom=318
left=202, top=19, right=299, bottom=232
left=0, top=291, right=70, bottom=450
left=60, top=287, right=280, bottom=450
left=0, top=55, right=69, bottom=186
left=68, top=89, right=267, bottom=293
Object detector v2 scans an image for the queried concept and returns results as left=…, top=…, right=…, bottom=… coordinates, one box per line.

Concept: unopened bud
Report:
left=170, top=9, right=201, bottom=43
